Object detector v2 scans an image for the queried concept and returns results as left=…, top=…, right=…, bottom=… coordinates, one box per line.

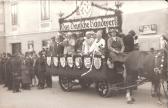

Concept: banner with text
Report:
left=60, top=15, right=118, bottom=31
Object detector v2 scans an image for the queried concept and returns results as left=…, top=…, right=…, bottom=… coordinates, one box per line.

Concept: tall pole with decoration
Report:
left=58, top=11, right=64, bottom=31
left=115, top=0, right=122, bottom=32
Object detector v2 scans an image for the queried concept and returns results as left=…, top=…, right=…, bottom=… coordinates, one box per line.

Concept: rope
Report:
left=81, top=50, right=95, bottom=77
left=109, top=78, right=148, bottom=91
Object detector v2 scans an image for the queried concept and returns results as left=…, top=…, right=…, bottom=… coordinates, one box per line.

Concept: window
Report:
left=28, top=41, right=34, bottom=51
left=11, top=3, right=18, bottom=25
left=42, top=39, right=50, bottom=48
left=41, top=0, right=50, bottom=21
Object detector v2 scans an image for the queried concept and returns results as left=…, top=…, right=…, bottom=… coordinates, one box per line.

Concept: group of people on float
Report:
left=49, top=29, right=138, bottom=70
left=50, top=29, right=138, bottom=55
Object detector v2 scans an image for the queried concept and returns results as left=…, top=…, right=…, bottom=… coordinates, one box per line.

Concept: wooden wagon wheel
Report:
left=59, top=76, right=73, bottom=92
left=96, top=81, right=112, bottom=97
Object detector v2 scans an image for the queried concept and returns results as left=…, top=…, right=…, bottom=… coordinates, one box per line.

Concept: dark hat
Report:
left=128, top=30, right=136, bottom=36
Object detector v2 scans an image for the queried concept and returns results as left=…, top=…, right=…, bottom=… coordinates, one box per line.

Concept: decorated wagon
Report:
left=46, top=2, right=168, bottom=100
left=46, top=2, right=125, bottom=97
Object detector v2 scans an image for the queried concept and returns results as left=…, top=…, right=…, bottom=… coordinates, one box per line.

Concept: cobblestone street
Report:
left=0, top=77, right=167, bottom=108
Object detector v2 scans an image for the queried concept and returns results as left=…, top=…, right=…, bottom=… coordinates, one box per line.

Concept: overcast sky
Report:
left=92, top=0, right=168, bottom=14
left=120, top=1, right=168, bottom=14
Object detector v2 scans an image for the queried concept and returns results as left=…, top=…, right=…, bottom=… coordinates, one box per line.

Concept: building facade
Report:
left=0, top=1, right=6, bottom=54
left=1, top=0, right=168, bottom=54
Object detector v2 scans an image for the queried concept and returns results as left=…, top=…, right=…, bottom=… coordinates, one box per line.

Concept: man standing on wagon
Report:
left=63, top=32, right=76, bottom=55
left=107, top=29, right=125, bottom=72
left=89, top=30, right=105, bottom=55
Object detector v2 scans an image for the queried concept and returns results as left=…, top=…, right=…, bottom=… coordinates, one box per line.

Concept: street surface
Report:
left=0, top=76, right=167, bottom=108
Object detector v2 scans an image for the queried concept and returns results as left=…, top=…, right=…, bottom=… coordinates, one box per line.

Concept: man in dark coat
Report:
left=46, top=33, right=64, bottom=88
left=1, top=53, right=6, bottom=85
left=49, top=37, right=57, bottom=57
left=21, top=53, right=32, bottom=90
left=55, top=33, right=64, bottom=56
left=36, top=51, right=46, bottom=89
left=6, top=53, right=13, bottom=90
left=123, top=30, right=135, bottom=52
left=11, top=53, right=22, bottom=93
left=29, top=52, right=36, bottom=86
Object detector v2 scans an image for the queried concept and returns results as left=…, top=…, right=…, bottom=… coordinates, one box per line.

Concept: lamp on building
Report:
left=115, top=0, right=122, bottom=10
left=58, top=11, right=64, bottom=18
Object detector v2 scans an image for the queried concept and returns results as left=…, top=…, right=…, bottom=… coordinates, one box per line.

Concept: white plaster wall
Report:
left=3, top=1, right=168, bottom=54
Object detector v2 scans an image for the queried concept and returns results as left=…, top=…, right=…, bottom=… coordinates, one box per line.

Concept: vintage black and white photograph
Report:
left=0, top=0, right=168, bottom=108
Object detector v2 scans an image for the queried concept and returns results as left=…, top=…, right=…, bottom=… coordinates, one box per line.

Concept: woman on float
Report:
left=89, top=30, right=105, bottom=55
left=82, top=31, right=95, bottom=55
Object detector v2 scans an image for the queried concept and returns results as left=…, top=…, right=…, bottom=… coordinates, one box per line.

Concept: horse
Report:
left=124, top=36, right=168, bottom=104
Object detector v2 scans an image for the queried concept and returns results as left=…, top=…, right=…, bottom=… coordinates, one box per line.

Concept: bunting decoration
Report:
left=60, top=57, right=66, bottom=68
left=47, top=57, right=51, bottom=66
left=67, top=57, right=74, bottom=68
left=93, top=57, right=102, bottom=70
left=84, top=57, right=91, bottom=69
left=53, top=57, right=59, bottom=67
left=75, top=57, right=82, bottom=69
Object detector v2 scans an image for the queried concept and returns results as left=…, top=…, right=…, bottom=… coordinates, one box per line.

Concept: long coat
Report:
left=21, top=58, right=31, bottom=84
left=6, top=57, right=12, bottom=88
left=1, top=57, right=6, bottom=82
left=35, top=57, right=46, bottom=81
left=11, top=56, right=22, bottom=80
left=123, top=34, right=134, bottom=52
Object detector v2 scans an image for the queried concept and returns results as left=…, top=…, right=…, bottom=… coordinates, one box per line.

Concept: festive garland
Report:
left=61, top=6, right=79, bottom=20
left=59, top=2, right=122, bottom=32
left=91, top=2, right=115, bottom=12
left=60, top=2, right=117, bottom=21
left=115, top=10, right=123, bottom=32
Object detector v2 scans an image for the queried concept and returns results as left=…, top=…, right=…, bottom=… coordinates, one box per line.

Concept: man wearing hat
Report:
left=49, top=36, right=57, bottom=57
left=11, top=52, right=22, bottom=93
left=36, top=51, right=46, bottom=89
left=123, top=30, right=137, bottom=52
left=107, top=29, right=125, bottom=71
left=82, top=31, right=94, bottom=55
left=6, top=53, right=13, bottom=90
left=63, top=32, right=76, bottom=55
left=75, top=32, right=84, bottom=53
left=55, top=32, right=64, bottom=56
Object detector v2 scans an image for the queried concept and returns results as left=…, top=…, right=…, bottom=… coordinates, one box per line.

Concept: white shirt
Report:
left=82, top=38, right=94, bottom=54
left=89, top=38, right=105, bottom=55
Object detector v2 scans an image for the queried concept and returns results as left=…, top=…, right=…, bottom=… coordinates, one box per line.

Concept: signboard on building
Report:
left=139, top=24, right=157, bottom=35
left=60, top=15, right=119, bottom=31
left=28, top=41, right=34, bottom=52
